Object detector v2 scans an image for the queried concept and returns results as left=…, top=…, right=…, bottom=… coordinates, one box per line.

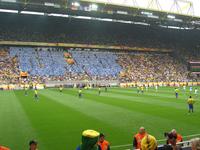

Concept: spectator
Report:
left=117, top=53, right=189, bottom=82
left=29, top=140, right=38, bottom=150
left=141, top=134, right=158, bottom=150
left=98, top=133, right=110, bottom=150
left=166, top=129, right=183, bottom=145
left=133, top=127, right=147, bottom=149
left=0, top=146, right=10, bottom=150
left=191, top=138, right=200, bottom=150
left=1, top=46, right=199, bottom=84
left=76, top=129, right=101, bottom=150
left=171, top=129, right=183, bottom=143
left=162, top=144, right=173, bottom=150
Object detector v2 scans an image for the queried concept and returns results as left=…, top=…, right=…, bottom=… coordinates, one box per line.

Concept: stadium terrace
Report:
left=0, top=0, right=200, bottom=150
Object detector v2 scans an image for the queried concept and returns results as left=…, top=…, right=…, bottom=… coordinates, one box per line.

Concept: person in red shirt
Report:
left=0, top=146, right=10, bottom=150
left=166, top=129, right=183, bottom=145
left=133, top=127, right=147, bottom=149
left=171, top=129, right=183, bottom=143
left=98, top=133, right=110, bottom=150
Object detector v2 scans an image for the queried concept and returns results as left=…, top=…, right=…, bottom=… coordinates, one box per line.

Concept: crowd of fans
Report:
left=1, top=127, right=199, bottom=150
left=0, top=11, right=199, bottom=84
left=0, top=48, right=19, bottom=84
left=77, top=127, right=200, bottom=150
left=0, top=47, right=199, bottom=84
left=117, top=53, right=189, bottom=82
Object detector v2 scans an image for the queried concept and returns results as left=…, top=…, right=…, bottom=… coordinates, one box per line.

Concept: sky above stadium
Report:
left=83, top=0, right=200, bottom=17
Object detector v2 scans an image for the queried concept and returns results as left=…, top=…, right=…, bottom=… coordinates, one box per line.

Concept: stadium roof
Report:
left=81, top=0, right=196, bottom=16
left=0, top=0, right=200, bottom=29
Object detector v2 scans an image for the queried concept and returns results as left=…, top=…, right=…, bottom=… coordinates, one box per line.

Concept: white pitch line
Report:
left=111, top=133, right=200, bottom=149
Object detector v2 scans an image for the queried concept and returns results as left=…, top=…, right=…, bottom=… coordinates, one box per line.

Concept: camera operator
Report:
left=164, top=130, right=183, bottom=150
left=165, top=132, right=177, bottom=146
left=165, top=129, right=183, bottom=145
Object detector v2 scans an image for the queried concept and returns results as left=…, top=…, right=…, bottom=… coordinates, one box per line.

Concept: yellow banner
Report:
left=20, top=71, right=28, bottom=77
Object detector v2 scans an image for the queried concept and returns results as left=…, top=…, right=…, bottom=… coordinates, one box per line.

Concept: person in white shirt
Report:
left=190, top=86, right=193, bottom=94
left=155, top=85, right=158, bottom=92
left=194, top=88, right=198, bottom=98
left=183, top=85, right=186, bottom=92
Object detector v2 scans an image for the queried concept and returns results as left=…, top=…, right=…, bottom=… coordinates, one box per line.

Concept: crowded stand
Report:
left=0, top=13, right=199, bottom=84
left=0, top=47, right=19, bottom=84
left=69, top=50, right=121, bottom=80
left=8, top=47, right=121, bottom=82
left=0, top=6, right=200, bottom=150
left=0, top=46, right=199, bottom=84
left=117, top=53, right=189, bottom=82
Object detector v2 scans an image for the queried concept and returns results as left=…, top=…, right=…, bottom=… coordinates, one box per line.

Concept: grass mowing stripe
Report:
left=59, top=88, right=200, bottom=124
left=110, top=87, right=199, bottom=99
left=61, top=88, right=200, bottom=135
left=17, top=89, right=130, bottom=149
left=41, top=89, right=184, bottom=145
left=105, top=87, right=198, bottom=104
left=108, top=88, right=192, bottom=101
left=40, top=89, right=143, bottom=147
left=112, top=87, right=189, bottom=94
left=15, top=90, right=110, bottom=149
left=1, top=87, right=200, bottom=150
left=82, top=89, right=194, bottom=111
left=74, top=89, right=200, bottom=128
left=47, top=89, right=199, bottom=140
left=0, top=91, right=38, bottom=149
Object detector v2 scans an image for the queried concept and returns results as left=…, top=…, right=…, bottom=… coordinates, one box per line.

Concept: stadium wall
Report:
left=0, top=41, right=172, bottom=52
left=1, top=82, right=200, bottom=90
left=120, top=82, right=200, bottom=87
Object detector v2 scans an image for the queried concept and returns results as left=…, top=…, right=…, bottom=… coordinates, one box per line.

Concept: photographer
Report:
left=165, top=132, right=177, bottom=146
left=165, top=129, right=183, bottom=145
left=164, top=130, right=183, bottom=150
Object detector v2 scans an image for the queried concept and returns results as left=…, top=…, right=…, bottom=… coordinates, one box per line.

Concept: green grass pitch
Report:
left=0, top=87, right=200, bottom=150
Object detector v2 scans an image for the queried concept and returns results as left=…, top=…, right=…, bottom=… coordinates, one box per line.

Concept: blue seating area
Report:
left=9, top=47, right=121, bottom=78
left=10, top=47, right=65, bottom=76
left=69, top=50, right=121, bottom=77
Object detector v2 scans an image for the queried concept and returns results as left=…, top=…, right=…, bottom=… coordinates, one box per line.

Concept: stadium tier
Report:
left=8, top=47, right=121, bottom=80
left=0, top=46, right=199, bottom=84
left=0, top=1, right=200, bottom=150
left=0, top=13, right=200, bottom=50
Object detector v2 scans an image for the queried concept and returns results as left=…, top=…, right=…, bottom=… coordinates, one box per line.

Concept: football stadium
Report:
left=0, top=0, right=200, bottom=150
